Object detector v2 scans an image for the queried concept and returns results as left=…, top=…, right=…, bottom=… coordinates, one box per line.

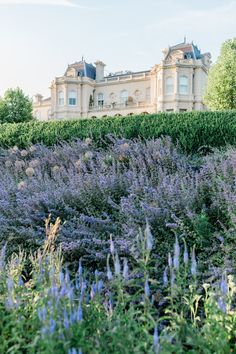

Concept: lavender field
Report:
left=1, top=136, right=236, bottom=353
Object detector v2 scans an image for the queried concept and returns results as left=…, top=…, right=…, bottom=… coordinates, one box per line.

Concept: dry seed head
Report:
left=25, top=167, right=35, bottom=177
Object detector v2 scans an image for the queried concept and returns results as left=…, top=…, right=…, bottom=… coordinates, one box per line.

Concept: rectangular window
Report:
left=69, top=98, right=76, bottom=106
left=59, top=98, right=64, bottom=106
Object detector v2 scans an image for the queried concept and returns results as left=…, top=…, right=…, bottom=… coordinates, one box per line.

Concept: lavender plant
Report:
left=0, top=220, right=236, bottom=353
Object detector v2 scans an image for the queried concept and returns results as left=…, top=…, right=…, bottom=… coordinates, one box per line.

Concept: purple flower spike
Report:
left=183, top=242, right=189, bottom=265
left=153, top=324, right=159, bottom=349
left=144, top=276, right=150, bottom=298
left=163, top=267, right=168, bottom=286
left=220, top=274, right=228, bottom=296
left=145, top=221, right=153, bottom=251
left=218, top=297, right=227, bottom=314
left=123, top=258, right=129, bottom=280
left=114, top=252, right=121, bottom=275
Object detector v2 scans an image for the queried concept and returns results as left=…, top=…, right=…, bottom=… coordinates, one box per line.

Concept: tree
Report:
left=0, top=87, right=34, bottom=123
left=204, top=38, right=236, bottom=110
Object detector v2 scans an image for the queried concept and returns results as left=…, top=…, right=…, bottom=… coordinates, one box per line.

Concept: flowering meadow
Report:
left=1, top=136, right=236, bottom=352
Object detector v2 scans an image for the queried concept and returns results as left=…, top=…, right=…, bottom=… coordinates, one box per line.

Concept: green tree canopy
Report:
left=204, top=38, right=236, bottom=110
left=0, top=87, right=34, bottom=123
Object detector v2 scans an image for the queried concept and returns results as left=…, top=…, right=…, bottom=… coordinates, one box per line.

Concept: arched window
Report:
left=120, top=90, right=128, bottom=104
left=68, top=90, right=77, bottom=106
left=58, top=91, right=64, bottom=106
left=165, top=77, right=174, bottom=95
left=134, top=90, right=141, bottom=101
left=97, top=93, right=104, bottom=106
left=110, top=92, right=116, bottom=102
left=179, top=76, right=188, bottom=95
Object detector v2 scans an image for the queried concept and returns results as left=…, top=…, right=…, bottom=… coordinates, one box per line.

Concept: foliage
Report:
left=204, top=38, right=236, bottom=110
left=0, top=87, right=34, bottom=124
left=0, top=111, right=236, bottom=152
left=0, top=220, right=236, bottom=353
left=1, top=137, right=236, bottom=275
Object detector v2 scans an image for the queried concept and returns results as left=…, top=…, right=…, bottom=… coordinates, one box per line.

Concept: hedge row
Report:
left=0, top=111, right=236, bottom=153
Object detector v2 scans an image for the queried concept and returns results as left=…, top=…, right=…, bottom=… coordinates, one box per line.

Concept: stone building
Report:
left=33, top=40, right=211, bottom=121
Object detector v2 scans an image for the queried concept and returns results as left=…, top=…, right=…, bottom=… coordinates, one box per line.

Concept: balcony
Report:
left=88, top=101, right=152, bottom=112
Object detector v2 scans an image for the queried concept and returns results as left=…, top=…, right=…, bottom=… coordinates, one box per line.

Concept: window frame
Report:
left=97, top=93, right=104, bottom=106
left=165, top=77, right=174, bottom=95
left=179, top=76, right=189, bottom=95
left=58, top=91, right=64, bottom=106
left=120, top=90, right=129, bottom=104
left=68, top=90, right=77, bottom=106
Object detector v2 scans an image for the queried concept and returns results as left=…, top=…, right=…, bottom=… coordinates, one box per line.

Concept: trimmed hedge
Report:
left=0, top=111, right=236, bottom=152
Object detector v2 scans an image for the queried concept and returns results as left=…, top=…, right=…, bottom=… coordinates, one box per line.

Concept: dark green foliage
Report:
left=0, top=111, right=236, bottom=152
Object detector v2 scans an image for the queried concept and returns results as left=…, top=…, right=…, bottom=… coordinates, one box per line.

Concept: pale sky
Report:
left=0, top=0, right=235, bottom=98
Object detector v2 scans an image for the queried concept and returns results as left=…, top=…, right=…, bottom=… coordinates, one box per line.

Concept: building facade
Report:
left=33, top=41, right=211, bottom=121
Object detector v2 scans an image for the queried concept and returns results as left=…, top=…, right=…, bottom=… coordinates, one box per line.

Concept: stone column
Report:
left=80, top=83, right=83, bottom=118
left=174, top=67, right=179, bottom=111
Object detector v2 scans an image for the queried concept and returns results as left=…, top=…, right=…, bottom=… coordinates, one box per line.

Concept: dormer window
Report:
left=179, top=76, right=188, bottom=95
left=68, top=90, right=77, bottom=106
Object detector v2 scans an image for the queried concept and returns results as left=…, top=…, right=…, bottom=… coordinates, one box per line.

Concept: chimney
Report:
left=95, top=60, right=106, bottom=81
left=34, top=94, right=43, bottom=104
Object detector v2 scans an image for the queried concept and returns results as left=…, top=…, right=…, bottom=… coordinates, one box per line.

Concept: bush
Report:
left=0, top=111, right=236, bottom=152
left=0, top=221, right=236, bottom=353
left=1, top=137, right=236, bottom=274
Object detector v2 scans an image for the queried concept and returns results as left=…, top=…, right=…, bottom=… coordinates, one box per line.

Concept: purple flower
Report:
left=98, top=280, right=103, bottom=293
left=168, top=253, right=172, bottom=268
left=38, top=306, right=47, bottom=322
left=49, top=317, right=56, bottom=334
left=153, top=325, right=159, bottom=349
left=220, top=274, right=228, bottom=296
left=123, top=258, right=129, bottom=280
left=191, top=247, right=197, bottom=277
left=163, top=267, right=168, bottom=286
left=76, top=304, right=83, bottom=322
left=183, top=242, right=189, bottom=265
left=145, top=221, right=154, bottom=251
left=63, top=310, right=69, bottom=330
left=110, top=235, right=115, bottom=254
left=114, top=252, right=121, bottom=275
left=144, top=276, right=150, bottom=298
left=217, top=297, right=227, bottom=313
left=78, top=259, right=83, bottom=277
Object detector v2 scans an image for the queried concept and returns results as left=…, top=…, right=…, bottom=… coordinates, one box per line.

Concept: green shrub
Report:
left=0, top=111, right=236, bottom=152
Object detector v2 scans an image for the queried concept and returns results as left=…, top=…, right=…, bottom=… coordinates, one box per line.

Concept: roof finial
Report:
left=184, top=36, right=186, bottom=43
left=82, top=55, right=84, bottom=62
